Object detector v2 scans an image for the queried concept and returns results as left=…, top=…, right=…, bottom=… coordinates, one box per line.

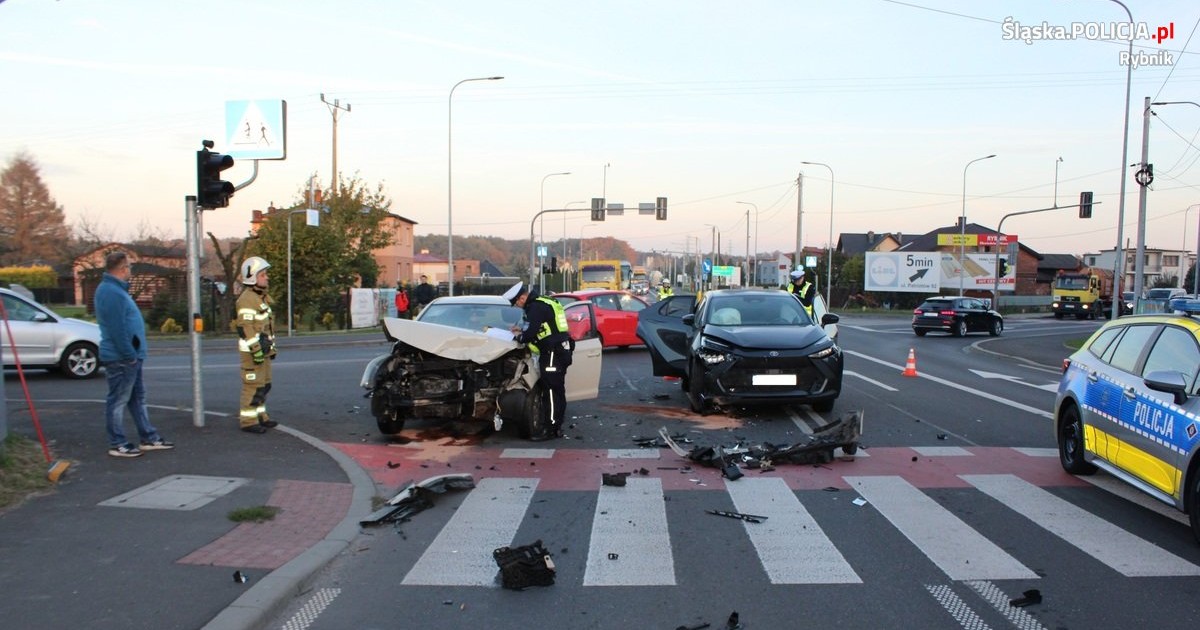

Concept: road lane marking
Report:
left=963, top=581, right=1048, bottom=630
left=401, top=477, right=538, bottom=586
left=584, top=477, right=675, bottom=586
left=925, top=584, right=994, bottom=630
left=846, top=475, right=1038, bottom=581
left=968, top=369, right=1059, bottom=392
left=615, top=365, right=639, bottom=392
left=1012, top=447, right=1057, bottom=457
left=726, top=477, right=861, bottom=584
left=912, top=446, right=973, bottom=457
left=35, top=399, right=231, bottom=418
left=607, top=449, right=660, bottom=459
left=845, top=370, right=898, bottom=392
left=962, top=474, right=1200, bottom=577
left=281, top=587, right=341, bottom=630
left=500, top=448, right=555, bottom=459
left=1080, top=474, right=1189, bottom=525
left=844, top=349, right=1053, bottom=419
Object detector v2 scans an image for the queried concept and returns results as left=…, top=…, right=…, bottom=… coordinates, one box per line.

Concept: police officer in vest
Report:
left=505, top=282, right=573, bottom=441
left=787, top=266, right=815, bottom=319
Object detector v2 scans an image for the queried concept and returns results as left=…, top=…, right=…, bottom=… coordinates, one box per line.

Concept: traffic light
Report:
left=656, top=196, right=668, bottom=221
left=549, top=256, right=557, bottom=274
left=1078, top=191, right=1093, bottom=219
left=197, top=146, right=235, bottom=208
left=998, top=257, right=1009, bottom=277
left=591, top=197, right=605, bottom=221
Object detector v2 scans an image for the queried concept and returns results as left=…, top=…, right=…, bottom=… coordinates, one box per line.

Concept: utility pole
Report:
left=744, top=209, right=750, bottom=287
left=320, top=94, right=351, bottom=196
left=1133, top=96, right=1152, bottom=301
left=795, top=172, right=804, bottom=273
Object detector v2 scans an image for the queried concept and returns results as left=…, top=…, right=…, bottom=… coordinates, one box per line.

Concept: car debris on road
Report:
left=359, top=473, right=476, bottom=526
left=657, top=410, right=863, bottom=477
left=493, top=540, right=556, bottom=590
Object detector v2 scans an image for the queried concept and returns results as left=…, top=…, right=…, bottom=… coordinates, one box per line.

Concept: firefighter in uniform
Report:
left=505, top=282, right=573, bottom=441
left=236, top=256, right=277, bottom=434
left=787, top=266, right=815, bottom=319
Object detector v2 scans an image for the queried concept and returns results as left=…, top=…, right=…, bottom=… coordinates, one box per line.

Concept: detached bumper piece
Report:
left=494, top=539, right=556, bottom=590
left=659, top=410, right=863, bottom=476
left=359, top=473, right=476, bottom=526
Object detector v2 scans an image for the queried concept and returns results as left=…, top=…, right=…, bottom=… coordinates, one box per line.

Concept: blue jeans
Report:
left=105, top=359, right=160, bottom=447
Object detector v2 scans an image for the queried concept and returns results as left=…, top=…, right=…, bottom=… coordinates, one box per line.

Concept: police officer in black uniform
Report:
left=505, top=282, right=573, bottom=441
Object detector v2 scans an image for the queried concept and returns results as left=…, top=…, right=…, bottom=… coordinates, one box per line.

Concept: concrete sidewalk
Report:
left=0, top=401, right=374, bottom=630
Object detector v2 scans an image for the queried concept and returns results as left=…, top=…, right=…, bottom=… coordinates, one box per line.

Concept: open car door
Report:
left=563, top=301, right=602, bottom=402
left=635, top=294, right=696, bottom=377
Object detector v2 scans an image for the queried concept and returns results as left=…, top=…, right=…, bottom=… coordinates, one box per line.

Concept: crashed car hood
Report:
left=382, top=317, right=521, bottom=364
left=702, top=324, right=830, bottom=352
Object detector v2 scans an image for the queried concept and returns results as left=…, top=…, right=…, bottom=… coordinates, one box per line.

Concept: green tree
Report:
left=0, top=153, right=70, bottom=266
left=246, top=176, right=395, bottom=326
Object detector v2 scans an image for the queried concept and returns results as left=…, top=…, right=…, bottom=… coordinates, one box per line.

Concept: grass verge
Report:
left=227, top=505, right=279, bottom=523
left=0, top=434, right=54, bottom=511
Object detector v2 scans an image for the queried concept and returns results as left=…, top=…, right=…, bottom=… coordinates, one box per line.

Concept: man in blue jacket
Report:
left=95, top=251, right=173, bottom=458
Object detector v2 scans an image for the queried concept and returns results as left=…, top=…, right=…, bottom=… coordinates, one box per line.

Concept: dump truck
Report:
left=1051, top=267, right=1115, bottom=320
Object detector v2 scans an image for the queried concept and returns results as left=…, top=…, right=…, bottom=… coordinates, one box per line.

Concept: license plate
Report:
left=923, top=313, right=939, bottom=317
left=752, top=374, right=796, bottom=386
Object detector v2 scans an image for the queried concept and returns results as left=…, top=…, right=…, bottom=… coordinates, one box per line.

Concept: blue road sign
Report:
left=702, top=259, right=712, bottom=274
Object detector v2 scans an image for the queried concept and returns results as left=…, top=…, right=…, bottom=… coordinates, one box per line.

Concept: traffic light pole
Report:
left=529, top=208, right=592, bottom=288
left=185, top=195, right=205, bottom=428
left=989, top=201, right=1101, bottom=304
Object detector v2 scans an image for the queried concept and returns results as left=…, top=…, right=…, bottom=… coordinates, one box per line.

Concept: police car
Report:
left=1054, top=296, right=1200, bottom=542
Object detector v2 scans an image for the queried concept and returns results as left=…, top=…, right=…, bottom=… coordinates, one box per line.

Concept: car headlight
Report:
left=808, top=344, right=839, bottom=360
left=698, top=338, right=730, bottom=364
left=1051, top=301, right=1060, bottom=308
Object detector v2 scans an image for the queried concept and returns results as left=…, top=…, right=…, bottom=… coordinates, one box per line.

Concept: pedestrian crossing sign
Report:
left=225, top=99, right=287, bottom=160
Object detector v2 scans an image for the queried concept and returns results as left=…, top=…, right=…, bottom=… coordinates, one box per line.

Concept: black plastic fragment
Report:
left=1009, top=589, right=1042, bottom=607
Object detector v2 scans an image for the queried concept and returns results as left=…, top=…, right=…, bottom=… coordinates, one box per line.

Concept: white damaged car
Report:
left=361, top=296, right=603, bottom=438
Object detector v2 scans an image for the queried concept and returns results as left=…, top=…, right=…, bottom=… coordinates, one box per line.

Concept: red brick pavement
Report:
left=178, top=479, right=353, bottom=570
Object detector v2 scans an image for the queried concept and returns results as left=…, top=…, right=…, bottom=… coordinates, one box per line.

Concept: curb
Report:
left=200, top=425, right=376, bottom=630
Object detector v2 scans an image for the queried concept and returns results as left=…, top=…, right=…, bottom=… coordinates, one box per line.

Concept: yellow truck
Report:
left=1051, top=267, right=1114, bottom=320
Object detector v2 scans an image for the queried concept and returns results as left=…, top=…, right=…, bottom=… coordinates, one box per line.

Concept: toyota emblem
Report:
left=769, top=351, right=779, bottom=357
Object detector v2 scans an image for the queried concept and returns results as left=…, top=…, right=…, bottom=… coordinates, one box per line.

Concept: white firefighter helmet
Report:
left=240, top=256, right=271, bottom=285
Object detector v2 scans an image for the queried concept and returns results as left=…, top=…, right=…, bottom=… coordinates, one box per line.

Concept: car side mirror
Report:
left=1144, top=370, right=1189, bottom=405
left=681, top=314, right=695, bottom=327
left=821, top=313, right=839, bottom=326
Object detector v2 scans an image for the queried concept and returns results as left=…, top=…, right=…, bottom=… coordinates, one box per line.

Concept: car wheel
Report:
left=914, top=329, right=927, bottom=337
left=687, top=361, right=709, bottom=414
left=1057, top=404, right=1097, bottom=475
left=988, top=319, right=1002, bottom=337
left=60, top=342, right=99, bottom=379
left=812, top=398, right=835, bottom=413
left=519, top=383, right=548, bottom=439
left=953, top=320, right=967, bottom=337
left=375, top=412, right=406, bottom=435
left=1054, top=312, right=1064, bottom=320
left=680, top=373, right=689, bottom=392
left=841, top=443, right=858, bottom=456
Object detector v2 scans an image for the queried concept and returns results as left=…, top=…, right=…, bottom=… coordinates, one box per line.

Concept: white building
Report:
left=1082, top=247, right=1196, bottom=291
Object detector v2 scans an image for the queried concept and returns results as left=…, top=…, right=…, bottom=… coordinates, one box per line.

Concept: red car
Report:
left=554, top=290, right=649, bottom=348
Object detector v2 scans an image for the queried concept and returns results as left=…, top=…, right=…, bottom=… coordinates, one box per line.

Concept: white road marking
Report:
left=402, top=478, right=538, bottom=586
left=615, top=365, right=639, bottom=392
left=963, top=581, right=1048, bottom=630
left=500, top=448, right=555, bottom=459
left=845, top=370, right=898, bottom=392
left=726, top=477, right=861, bottom=584
left=925, top=584, right=994, bottom=630
left=35, top=399, right=231, bottom=418
left=584, top=477, right=675, bottom=586
left=281, top=587, right=341, bottom=630
left=844, top=349, right=1053, bottom=419
left=1080, top=474, right=1189, bottom=526
left=846, top=476, right=1038, bottom=581
left=962, top=474, right=1200, bottom=577
left=1012, top=447, right=1058, bottom=457
left=607, top=449, right=661, bottom=459
left=912, top=446, right=973, bottom=457
left=968, top=369, right=1059, bottom=392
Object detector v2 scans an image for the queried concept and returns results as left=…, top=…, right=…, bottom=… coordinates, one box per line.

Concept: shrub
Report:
left=160, top=318, right=183, bottom=334
left=321, top=312, right=335, bottom=330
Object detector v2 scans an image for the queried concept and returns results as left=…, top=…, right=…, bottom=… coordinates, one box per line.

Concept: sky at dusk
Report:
left=2, top=0, right=1198, bottom=259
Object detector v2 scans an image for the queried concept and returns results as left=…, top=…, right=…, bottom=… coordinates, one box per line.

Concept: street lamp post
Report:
left=447, top=75, right=503, bottom=297
left=736, top=201, right=758, bottom=286
left=960, top=154, right=997, bottom=296
left=538, top=172, right=571, bottom=293
left=704, top=223, right=717, bottom=292
left=1054, top=156, right=1063, bottom=207
left=801, top=161, right=835, bottom=302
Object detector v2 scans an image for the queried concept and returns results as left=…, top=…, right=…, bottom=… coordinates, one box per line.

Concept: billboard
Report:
left=865, top=252, right=1015, bottom=293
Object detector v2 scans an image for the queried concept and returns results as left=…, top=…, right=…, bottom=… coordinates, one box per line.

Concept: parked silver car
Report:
left=0, top=288, right=101, bottom=378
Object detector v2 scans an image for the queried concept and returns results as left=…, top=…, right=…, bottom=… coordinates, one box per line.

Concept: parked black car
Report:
left=636, top=289, right=842, bottom=413
left=911, top=296, right=1003, bottom=337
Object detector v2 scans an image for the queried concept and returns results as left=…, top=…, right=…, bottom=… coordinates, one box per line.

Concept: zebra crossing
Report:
left=394, top=469, right=1200, bottom=588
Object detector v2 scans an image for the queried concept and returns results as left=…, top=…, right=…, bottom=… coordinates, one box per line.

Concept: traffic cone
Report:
left=901, top=348, right=918, bottom=377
